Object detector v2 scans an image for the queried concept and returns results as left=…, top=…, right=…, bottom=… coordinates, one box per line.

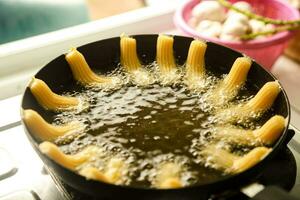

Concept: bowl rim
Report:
left=174, top=0, right=300, bottom=49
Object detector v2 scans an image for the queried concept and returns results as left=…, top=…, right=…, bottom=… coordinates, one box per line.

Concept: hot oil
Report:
left=52, top=64, right=274, bottom=188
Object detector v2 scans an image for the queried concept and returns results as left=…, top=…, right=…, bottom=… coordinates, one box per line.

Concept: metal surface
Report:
left=0, top=124, right=299, bottom=199
left=0, top=126, right=64, bottom=200
left=241, top=183, right=265, bottom=198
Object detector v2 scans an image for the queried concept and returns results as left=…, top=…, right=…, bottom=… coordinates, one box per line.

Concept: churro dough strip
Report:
left=159, top=178, right=183, bottom=189
left=231, top=147, right=271, bottom=173
left=79, top=157, right=125, bottom=184
left=154, top=162, right=183, bottom=189
left=213, top=115, right=286, bottom=145
left=104, top=158, right=125, bottom=184
left=29, top=78, right=79, bottom=111
left=216, top=81, right=281, bottom=122
left=186, top=40, right=207, bottom=79
left=201, top=145, right=236, bottom=170
left=120, top=35, right=154, bottom=85
left=79, top=167, right=109, bottom=183
left=156, top=35, right=177, bottom=74
left=65, top=48, right=113, bottom=85
left=22, top=109, right=81, bottom=141
left=213, top=126, right=256, bottom=145
left=39, top=141, right=90, bottom=170
left=200, top=145, right=271, bottom=173
left=209, top=57, right=252, bottom=105
left=120, top=35, right=141, bottom=72
left=246, top=81, right=281, bottom=112
left=253, top=115, right=286, bottom=145
left=222, top=57, right=252, bottom=93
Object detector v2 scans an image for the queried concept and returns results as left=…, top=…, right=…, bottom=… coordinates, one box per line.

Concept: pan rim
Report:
left=20, top=34, right=291, bottom=192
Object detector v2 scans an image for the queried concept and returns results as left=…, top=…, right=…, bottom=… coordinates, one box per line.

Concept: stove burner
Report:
left=47, top=140, right=297, bottom=200
left=211, top=146, right=297, bottom=200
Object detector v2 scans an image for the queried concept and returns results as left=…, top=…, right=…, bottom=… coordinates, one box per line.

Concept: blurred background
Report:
left=0, top=0, right=182, bottom=44
left=0, top=0, right=299, bottom=102
left=0, top=0, right=299, bottom=45
left=0, top=0, right=184, bottom=100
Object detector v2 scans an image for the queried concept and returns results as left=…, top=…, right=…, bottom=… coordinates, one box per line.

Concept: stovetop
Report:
left=0, top=125, right=299, bottom=200
left=48, top=143, right=297, bottom=200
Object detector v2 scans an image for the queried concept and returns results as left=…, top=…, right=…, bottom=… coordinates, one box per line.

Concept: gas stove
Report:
left=0, top=124, right=299, bottom=200
left=0, top=4, right=299, bottom=197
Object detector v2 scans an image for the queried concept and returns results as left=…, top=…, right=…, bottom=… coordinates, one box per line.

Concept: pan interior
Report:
left=48, top=65, right=273, bottom=188
left=21, top=35, right=287, bottom=189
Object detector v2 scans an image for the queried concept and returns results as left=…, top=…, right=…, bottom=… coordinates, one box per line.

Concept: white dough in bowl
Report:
left=191, top=1, right=226, bottom=22
left=225, top=13, right=249, bottom=26
left=222, top=13, right=249, bottom=37
left=196, top=20, right=223, bottom=38
left=249, top=19, right=266, bottom=33
left=250, top=21, right=275, bottom=39
left=227, top=1, right=253, bottom=16
left=219, top=33, right=241, bottom=41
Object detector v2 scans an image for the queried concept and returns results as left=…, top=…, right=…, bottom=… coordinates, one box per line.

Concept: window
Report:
left=0, top=0, right=182, bottom=99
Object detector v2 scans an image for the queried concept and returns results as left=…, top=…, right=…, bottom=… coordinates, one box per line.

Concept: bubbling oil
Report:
left=52, top=64, right=272, bottom=188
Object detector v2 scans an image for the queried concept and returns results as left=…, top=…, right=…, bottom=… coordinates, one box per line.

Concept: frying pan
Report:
left=21, top=34, right=297, bottom=200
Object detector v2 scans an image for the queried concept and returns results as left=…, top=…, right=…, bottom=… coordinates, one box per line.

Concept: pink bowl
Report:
left=174, top=0, right=300, bottom=69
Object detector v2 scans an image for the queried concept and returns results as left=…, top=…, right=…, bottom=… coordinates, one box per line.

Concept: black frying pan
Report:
left=21, top=35, right=296, bottom=200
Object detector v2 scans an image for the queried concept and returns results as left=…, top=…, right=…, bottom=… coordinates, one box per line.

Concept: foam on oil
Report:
left=52, top=63, right=271, bottom=187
